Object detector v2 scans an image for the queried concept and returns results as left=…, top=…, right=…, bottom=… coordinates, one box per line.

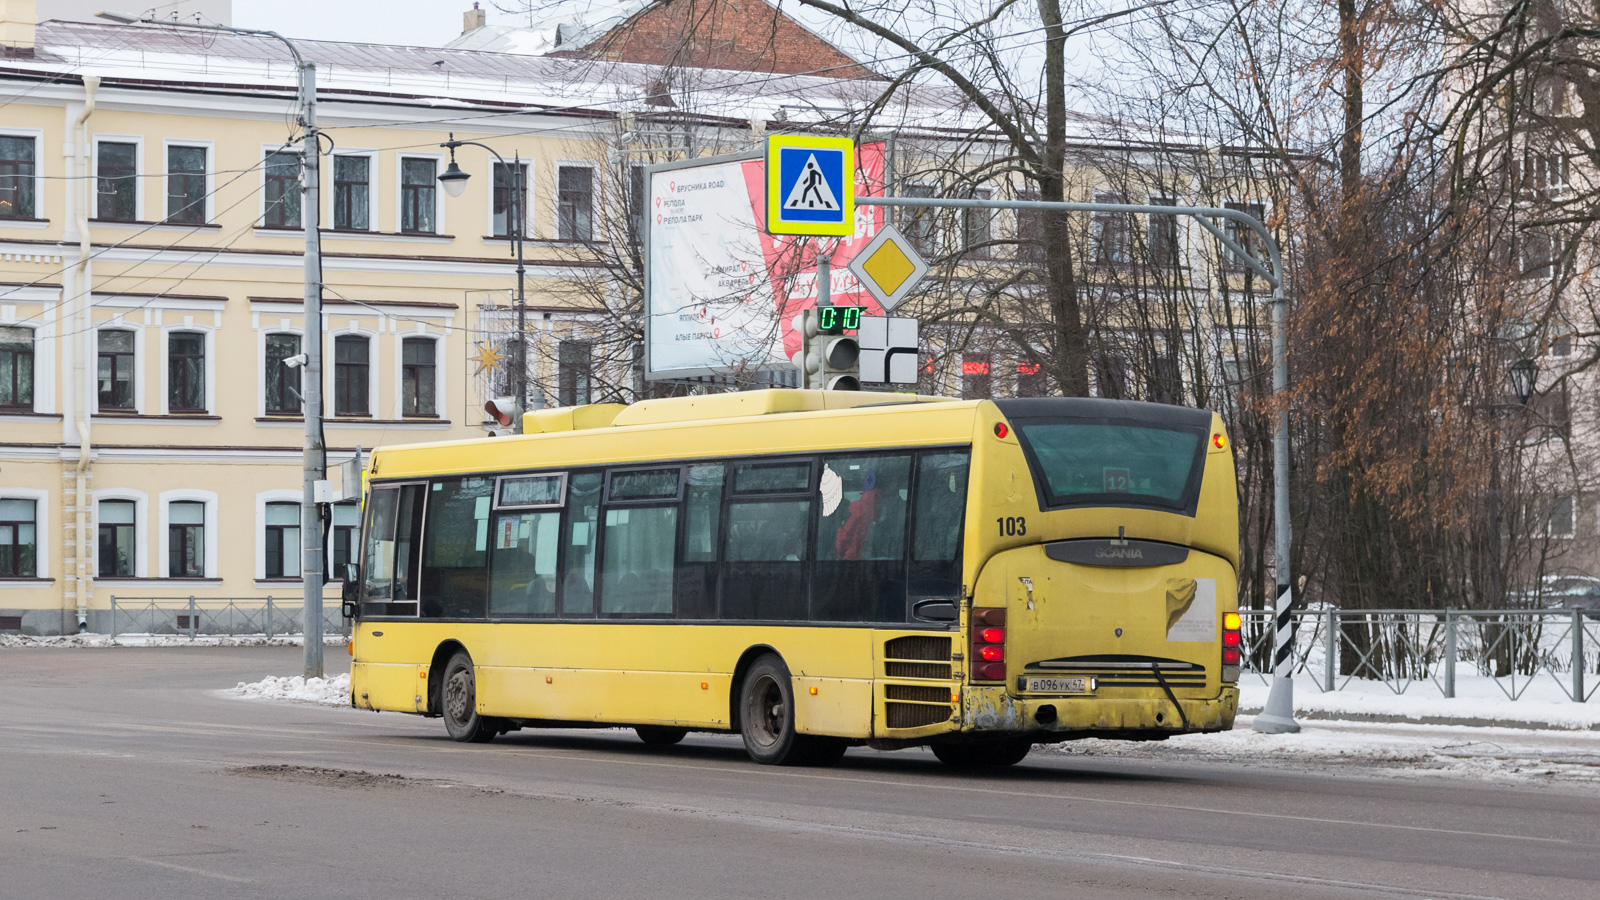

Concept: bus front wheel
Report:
left=931, top=738, right=1032, bottom=768
left=441, top=651, right=496, bottom=743
left=738, top=654, right=843, bottom=766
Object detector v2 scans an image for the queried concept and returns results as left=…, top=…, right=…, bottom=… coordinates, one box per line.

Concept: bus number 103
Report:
left=997, top=516, right=1027, bottom=536
left=817, top=306, right=864, bottom=332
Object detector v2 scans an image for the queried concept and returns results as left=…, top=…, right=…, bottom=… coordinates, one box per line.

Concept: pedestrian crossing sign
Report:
left=766, top=135, right=855, bottom=236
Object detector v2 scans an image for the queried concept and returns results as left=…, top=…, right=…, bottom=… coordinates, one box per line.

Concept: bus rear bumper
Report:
left=959, top=685, right=1239, bottom=738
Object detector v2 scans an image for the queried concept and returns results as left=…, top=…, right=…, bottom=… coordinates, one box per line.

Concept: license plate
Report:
left=1024, top=676, right=1092, bottom=694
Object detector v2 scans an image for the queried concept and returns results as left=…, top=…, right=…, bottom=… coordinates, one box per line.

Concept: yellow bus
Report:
left=344, top=389, right=1241, bottom=767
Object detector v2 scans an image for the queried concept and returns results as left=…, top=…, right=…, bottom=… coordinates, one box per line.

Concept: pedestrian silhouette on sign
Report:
left=800, top=161, right=829, bottom=209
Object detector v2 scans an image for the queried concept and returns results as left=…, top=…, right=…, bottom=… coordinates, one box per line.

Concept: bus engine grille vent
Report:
left=884, top=636, right=953, bottom=681
left=1028, top=654, right=1207, bottom=687
left=886, top=701, right=952, bottom=729
left=886, top=684, right=951, bottom=703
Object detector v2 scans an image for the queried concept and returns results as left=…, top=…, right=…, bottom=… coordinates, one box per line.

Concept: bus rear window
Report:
left=1010, top=420, right=1205, bottom=514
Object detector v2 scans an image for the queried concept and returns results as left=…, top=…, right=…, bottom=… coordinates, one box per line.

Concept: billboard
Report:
left=643, top=143, right=887, bottom=380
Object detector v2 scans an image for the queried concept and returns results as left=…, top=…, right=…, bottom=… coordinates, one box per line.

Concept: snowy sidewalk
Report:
left=1237, top=678, right=1600, bottom=731
left=0, top=632, right=347, bottom=649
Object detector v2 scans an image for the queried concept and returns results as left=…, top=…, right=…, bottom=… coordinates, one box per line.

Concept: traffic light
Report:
left=484, top=396, right=523, bottom=435
left=796, top=308, right=861, bottom=391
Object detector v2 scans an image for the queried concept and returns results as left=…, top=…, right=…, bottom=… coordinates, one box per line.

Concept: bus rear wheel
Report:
left=636, top=726, right=688, bottom=746
left=738, top=654, right=841, bottom=766
left=931, top=738, right=1032, bottom=769
left=440, top=651, right=496, bottom=743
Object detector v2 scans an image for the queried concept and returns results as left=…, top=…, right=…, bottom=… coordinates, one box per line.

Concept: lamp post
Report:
left=1510, top=358, right=1538, bottom=406
left=99, top=11, right=328, bottom=678
left=439, top=135, right=528, bottom=426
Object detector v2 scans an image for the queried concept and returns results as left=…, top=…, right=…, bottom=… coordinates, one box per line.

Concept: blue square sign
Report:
left=766, top=136, right=855, bottom=236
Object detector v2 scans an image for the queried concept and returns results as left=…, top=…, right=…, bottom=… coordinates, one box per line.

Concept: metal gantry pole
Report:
left=298, top=56, right=326, bottom=679
left=858, top=195, right=1300, bottom=731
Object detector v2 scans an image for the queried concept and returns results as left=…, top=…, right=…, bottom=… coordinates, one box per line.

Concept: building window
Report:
left=331, top=501, right=360, bottom=574
left=962, top=187, right=993, bottom=256
left=168, top=500, right=205, bottom=577
left=166, top=145, right=207, bottom=225
left=902, top=183, right=938, bottom=257
left=492, top=161, right=527, bottom=238
left=332, top=155, right=369, bottom=231
left=98, top=329, right=136, bottom=410
left=98, top=499, right=135, bottom=577
left=96, top=142, right=137, bottom=222
left=264, top=333, right=301, bottom=415
left=1096, top=352, right=1130, bottom=399
left=558, top=339, right=592, bottom=407
left=400, top=157, right=436, bottom=233
left=557, top=166, right=593, bottom=241
left=1148, top=197, right=1180, bottom=268
left=1542, top=493, right=1576, bottom=538
left=1015, top=189, right=1045, bottom=267
left=0, top=326, right=34, bottom=410
left=627, top=164, right=646, bottom=248
left=1520, top=229, right=1554, bottom=280
left=168, top=331, right=206, bottom=413
left=263, top=150, right=301, bottom=228
left=0, top=498, right=37, bottom=577
left=1016, top=361, right=1047, bottom=398
left=401, top=337, right=436, bottom=416
left=1223, top=201, right=1267, bottom=272
left=0, top=135, right=36, bottom=219
left=1092, top=193, right=1132, bottom=266
left=333, top=335, right=369, bottom=416
left=264, top=501, right=300, bottom=579
left=961, top=353, right=992, bottom=400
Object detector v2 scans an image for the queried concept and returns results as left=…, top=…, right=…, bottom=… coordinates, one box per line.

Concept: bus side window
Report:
left=600, top=466, right=681, bottom=616
left=488, top=510, right=561, bottom=617
left=420, top=477, right=492, bottom=619
left=813, top=454, right=911, bottom=622
left=722, top=458, right=813, bottom=621
left=561, top=472, right=602, bottom=615
left=361, top=486, right=400, bottom=601
left=676, top=463, right=724, bottom=619
left=361, top=482, right=425, bottom=615
left=909, top=451, right=971, bottom=598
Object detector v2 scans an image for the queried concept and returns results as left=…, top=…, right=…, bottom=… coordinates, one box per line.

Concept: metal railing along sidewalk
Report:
left=106, top=595, right=349, bottom=640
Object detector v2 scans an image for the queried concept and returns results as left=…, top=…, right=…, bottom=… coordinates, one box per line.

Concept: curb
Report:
left=1240, top=706, right=1600, bottom=732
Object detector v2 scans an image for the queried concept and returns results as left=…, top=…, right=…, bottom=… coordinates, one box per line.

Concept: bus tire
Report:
left=635, top=726, right=688, bottom=746
left=738, top=654, right=811, bottom=765
left=440, top=651, right=496, bottom=743
left=931, top=738, right=1031, bottom=768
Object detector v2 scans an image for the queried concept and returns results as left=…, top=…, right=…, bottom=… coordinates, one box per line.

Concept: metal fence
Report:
left=106, top=596, right=348, bottom=640
left=1240, top=608, right=1599, bottom=702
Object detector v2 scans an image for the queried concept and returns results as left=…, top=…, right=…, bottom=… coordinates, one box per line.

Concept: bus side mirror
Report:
left=340, top=564, right=360, bottom=618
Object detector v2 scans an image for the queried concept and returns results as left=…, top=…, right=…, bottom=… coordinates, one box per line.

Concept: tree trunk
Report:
left=1038, top=0, right=1090, bottom=396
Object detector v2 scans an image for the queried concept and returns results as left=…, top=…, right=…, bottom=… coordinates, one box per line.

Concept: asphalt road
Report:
left=1, top=647, right=1596, bottom=900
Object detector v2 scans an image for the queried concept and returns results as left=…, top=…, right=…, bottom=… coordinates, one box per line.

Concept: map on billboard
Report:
left=644, top=143, right=887, bottom=380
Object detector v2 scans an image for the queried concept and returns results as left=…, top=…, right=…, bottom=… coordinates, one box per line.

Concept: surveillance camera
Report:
left=282, top=353, right=309, bottom=369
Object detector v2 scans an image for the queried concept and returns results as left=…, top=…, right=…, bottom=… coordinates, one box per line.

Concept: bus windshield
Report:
left=1010, top=418, right=1206, bottom=514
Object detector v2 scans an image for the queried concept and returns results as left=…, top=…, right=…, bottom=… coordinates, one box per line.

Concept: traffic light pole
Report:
left=856, top=195, right=1299, bottom=733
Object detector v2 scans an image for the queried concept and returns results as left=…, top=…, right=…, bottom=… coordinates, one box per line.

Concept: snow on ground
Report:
left=228, top=673, right=351, bottom=707
left=0, top=632, right=348, bottom=649
left=1237, top=675, right=1600, bottom=729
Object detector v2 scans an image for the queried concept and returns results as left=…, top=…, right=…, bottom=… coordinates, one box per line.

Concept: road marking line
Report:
left=127, top=856, right=252, bottom=883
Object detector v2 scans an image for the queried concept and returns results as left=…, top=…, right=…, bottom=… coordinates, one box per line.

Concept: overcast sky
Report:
left=233, top=0, right=513, bottom=48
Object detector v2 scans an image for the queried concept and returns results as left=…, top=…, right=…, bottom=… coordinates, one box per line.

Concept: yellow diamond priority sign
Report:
left=847, top=223, right=928, bottom=311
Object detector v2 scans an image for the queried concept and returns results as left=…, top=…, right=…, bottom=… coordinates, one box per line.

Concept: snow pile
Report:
left=229, top=673, right=351, bottom=707
left=0, top=633, right=347, bottom=649
left=1237, top=677, right=1600, bottom=730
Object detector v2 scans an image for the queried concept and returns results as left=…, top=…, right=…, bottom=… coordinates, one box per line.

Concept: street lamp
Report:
left=98, top=10, right=329, bottom=679
left=1510, top=358, right=1538, bottom=406
left=438, top=134, right=530, bottom=428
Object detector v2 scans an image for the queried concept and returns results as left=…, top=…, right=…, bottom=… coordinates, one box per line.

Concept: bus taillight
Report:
left=971, top=608, right=1007, bottom=682
left=1221, top=612, right=1242, bottom=682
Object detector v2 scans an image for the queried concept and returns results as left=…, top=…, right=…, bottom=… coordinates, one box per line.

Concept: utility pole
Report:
left=97, top=11, right=327, bottom=677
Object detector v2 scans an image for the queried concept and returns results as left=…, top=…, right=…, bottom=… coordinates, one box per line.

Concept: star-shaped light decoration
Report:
left=471, top=341, right=505, bottom=377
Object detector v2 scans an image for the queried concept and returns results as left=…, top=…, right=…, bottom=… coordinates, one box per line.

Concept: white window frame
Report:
left=258, top=327, right=306, bottom=417
left=254, top=489, right=303, bottom=581
left=486, top=156, right=534, bottom=240
left=92, top=134, right=145, bottom=223
left=0, top=128, right=45, bottom=223
left=158, top=489, right=218, bottom=579
left=161, top=139, right=215, bottom=225
left=0, top=487, right=49, bottom=579
left=91, top=489, right=149, bottom=579
left=393, top=329, right=446, bottom=419
left=259, top=144, right=305, bottom=230
left=93, top=324, right=145, bottom=415
left=328, top=327, right=379, bottom=418
left=160, top=325, right=217, bottom=416
left=1545, top=493, right=1577, bottom=539
left=396, top=152, right=445, bottom=235
left=326, top=149, right=377, bottom=232
left=553, top=160, right=599, bottom=242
